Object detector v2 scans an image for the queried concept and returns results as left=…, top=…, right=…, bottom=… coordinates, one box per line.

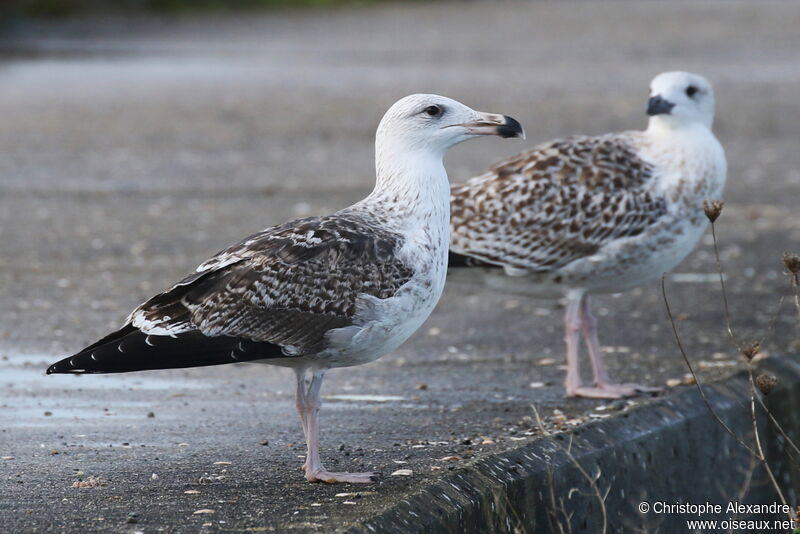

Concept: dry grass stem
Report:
left=747, top=370, right=792, bottom=516
left=727, top=454, right=759, bottom=534
left=660, top=275, right=755, bottom=455
left=662, top=214, right=799, bottom=524
left=533, top=405, right=608, bottom=534
left=709, top=221, right=739, bottom=349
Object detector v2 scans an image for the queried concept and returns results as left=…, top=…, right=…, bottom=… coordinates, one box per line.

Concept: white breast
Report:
left=313, top=162, right=452, bottom=368
left=319, top=226, right=448, bottom=368
left=568, top=127, right=726, bottom=293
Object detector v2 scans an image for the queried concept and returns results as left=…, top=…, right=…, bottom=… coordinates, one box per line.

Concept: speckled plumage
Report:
left=47, top=94, right=524, bottom=379
left=47, top=93, right=524, bottom=482
left=130, top=213, right=414, bottom=354
left=452, top=133, right=667, bottom=274
left=450, top=129, right=725, bottom=294
left=450, top=72, right=726, bottom=398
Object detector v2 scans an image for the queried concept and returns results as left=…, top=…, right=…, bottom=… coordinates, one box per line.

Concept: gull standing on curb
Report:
left=47, top=94, right=524, bottom=483
left=449, top=72, right=726, bottom=399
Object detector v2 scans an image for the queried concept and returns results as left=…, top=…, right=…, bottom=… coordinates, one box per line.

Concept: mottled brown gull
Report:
left=450, top=72, right=726, bottom=399
left=48, top=94, right=524, bottom=483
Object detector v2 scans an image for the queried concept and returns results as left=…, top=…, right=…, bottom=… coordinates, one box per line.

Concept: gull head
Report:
left=646, top=71, right=715, bottom=130
left=376, top=94, right=525, bottom=157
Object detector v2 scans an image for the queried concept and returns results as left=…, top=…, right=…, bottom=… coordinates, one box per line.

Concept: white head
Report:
left=646, top=71, right=715, bottom=131
left=376, top=94, right=524, bottom=160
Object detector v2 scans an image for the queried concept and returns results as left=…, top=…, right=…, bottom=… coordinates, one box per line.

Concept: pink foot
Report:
left=305, top=469, right=380, bottom=484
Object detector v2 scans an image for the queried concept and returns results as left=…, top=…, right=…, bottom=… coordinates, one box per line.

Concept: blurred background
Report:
left=1, top=0, right=798, bottom=356
left=1, top=1, right=799, bottom=530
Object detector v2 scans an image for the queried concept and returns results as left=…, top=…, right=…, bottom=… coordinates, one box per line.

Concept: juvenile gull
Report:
left=47, top=94, right=523, bottom=483
left=450, top=72, right=726, bottom=399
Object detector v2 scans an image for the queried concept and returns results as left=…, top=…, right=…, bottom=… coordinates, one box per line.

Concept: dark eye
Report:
left=686, top=86, right=699, bottom=97
left=424, top=105, right=442, bottom=117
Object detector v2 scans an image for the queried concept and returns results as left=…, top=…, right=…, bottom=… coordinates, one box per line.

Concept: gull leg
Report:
left=579, top=295, right=661, bottom=398
left=297, top=368, right=379, bottom=484
left=295, top=368, right=311, bottom=471
left=563, top=292, right=585, bottom=397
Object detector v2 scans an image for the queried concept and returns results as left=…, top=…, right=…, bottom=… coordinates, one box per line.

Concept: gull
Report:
left=449, top=72, right=726, bottom=399
left=47, top=94, right=524, bottom=483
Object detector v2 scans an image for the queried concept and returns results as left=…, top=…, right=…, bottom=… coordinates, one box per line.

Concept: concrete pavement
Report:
left=1, top=2, right=799, bottom=531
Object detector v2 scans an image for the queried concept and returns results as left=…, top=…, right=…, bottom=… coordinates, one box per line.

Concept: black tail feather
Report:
left=47, top=327, right=286, bottom=374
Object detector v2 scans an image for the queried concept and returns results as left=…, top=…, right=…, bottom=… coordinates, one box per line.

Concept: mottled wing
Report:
left=450, top=134, right=668, bottom=272
left=48, top=214, right=413, bottom=374
left=132, top=214, right=414, bottom=351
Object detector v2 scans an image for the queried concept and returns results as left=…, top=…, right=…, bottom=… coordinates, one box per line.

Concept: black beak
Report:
left=647, top=95, right=675, bottom=116
left=496, top=116, right=525, bottom=139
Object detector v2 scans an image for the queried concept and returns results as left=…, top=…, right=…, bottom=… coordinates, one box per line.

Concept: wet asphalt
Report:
left=1, top=1, right=799, bottom=532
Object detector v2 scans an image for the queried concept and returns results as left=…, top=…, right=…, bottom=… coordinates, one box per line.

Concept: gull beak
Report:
left=646, top=95, right=675, bottom=116
left=458, top=112, right=526, bottom=139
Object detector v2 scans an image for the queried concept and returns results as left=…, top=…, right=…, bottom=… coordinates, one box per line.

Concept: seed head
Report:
left=703, top=200, right=724, bottom=223
left=741, top=342, right=760, bottom=362
left=783, top=252, right=800, bottom=274
left=756, top=374, right=777, bottom=395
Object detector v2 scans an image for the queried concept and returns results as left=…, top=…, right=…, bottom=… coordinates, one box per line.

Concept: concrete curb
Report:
left=344, top=356, right=800, bottom=534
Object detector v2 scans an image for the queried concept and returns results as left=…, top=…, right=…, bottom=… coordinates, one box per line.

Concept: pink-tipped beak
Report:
left=459, top=112, right=525, bottom=139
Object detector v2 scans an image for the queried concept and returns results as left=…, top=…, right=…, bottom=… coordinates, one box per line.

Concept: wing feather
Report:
left=450, top=133, right=668, bottom=272
left=133, top=213, right=414, bottom=352
left=49, top=212, right=414, bottom=374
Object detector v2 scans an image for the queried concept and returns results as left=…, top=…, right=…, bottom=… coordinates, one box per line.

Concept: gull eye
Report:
left=685, top=86, right=699, bottom=98
left=424, top=105, right=443, bottom=117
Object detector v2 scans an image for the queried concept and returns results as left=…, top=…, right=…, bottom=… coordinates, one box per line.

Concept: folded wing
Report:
left=48, top=213, right=413, bottom=374
left=450, top=134, right=669, bottom=272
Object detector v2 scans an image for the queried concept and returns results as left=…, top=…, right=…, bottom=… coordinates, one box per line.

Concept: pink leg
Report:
left=294, top=368, right=379, bottom=484
left=563, top=293, right=585, bottom=397
left=295, top=369, right=310, bottom=471
left=577, top=295, right=662, bottom=398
